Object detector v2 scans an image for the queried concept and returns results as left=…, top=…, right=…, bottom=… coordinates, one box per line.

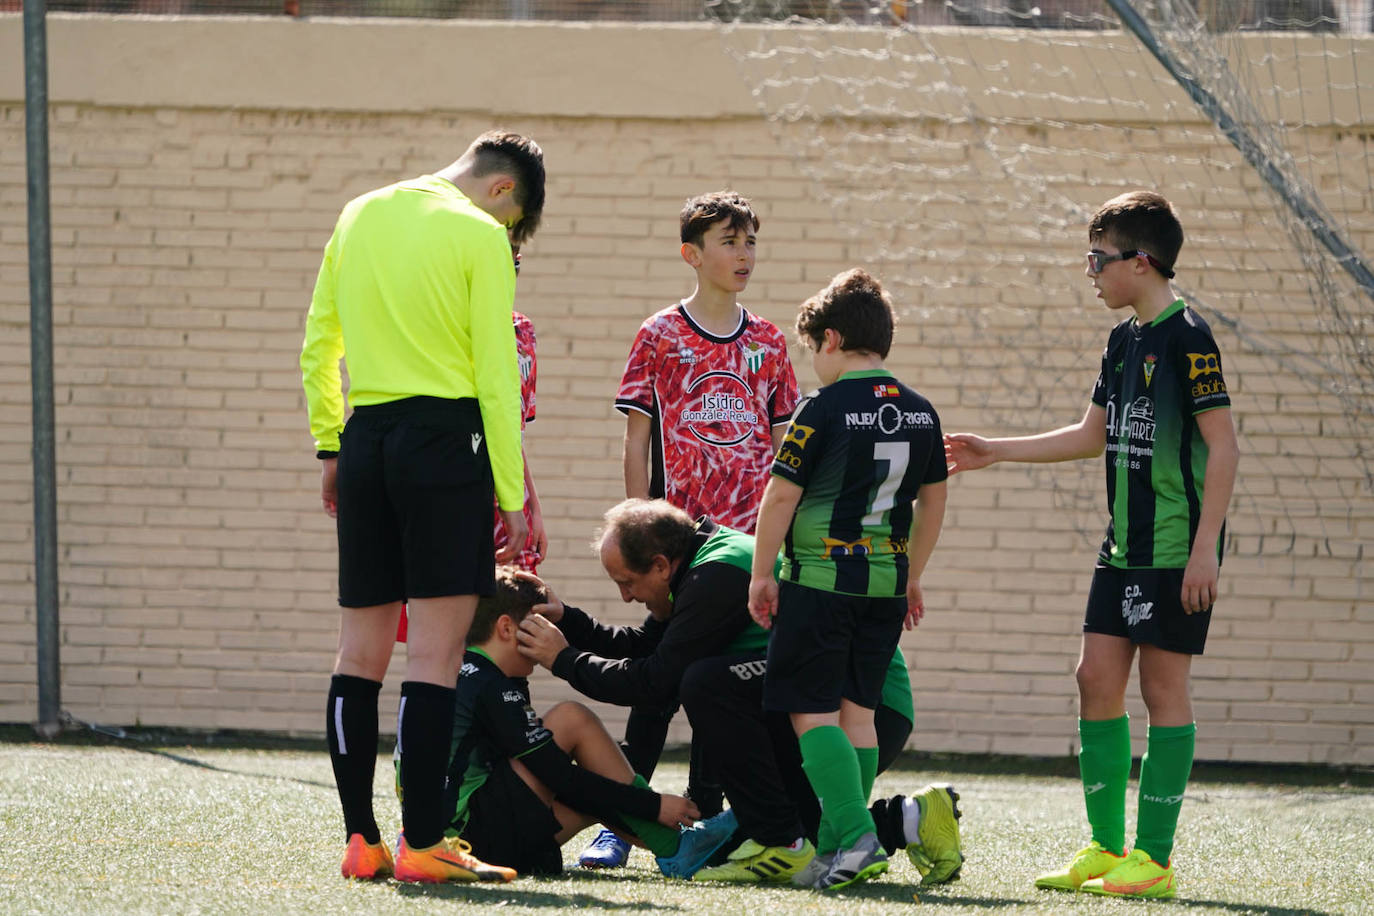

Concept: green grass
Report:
left=2, top=733, right=1371, bottom=915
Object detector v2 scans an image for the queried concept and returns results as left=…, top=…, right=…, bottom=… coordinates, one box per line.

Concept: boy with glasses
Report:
left=945, top=190, right=1239, bottom=899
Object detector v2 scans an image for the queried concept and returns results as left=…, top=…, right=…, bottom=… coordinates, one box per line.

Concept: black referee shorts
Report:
left=335, top=396, right=496, bottom=608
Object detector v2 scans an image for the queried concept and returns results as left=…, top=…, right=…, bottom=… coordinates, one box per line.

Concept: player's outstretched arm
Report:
left=749, top=476, right=803, bottom=629
left=945, top=403, right=1107, bottom=473
left=1182, top=407, right=1239, bottom=614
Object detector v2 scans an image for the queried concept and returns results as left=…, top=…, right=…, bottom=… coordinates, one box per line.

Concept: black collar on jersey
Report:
left=676, top=302, right=749, bottom=345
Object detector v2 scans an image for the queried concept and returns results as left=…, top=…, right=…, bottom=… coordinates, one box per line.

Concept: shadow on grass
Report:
left=4, top=723, right=1370, bottom=789
left=129, top=745, right=336, bottom=791
left=1163, top=899, right=1340, bottom=916
left=394, top=879, right=683, bottom=910
left=827, top=884, right=1027, bottom=908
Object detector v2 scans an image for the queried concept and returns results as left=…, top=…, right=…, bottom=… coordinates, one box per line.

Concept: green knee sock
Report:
left=816, top=744, right=878, bottom=855
left=1134, top=723, right=1196, bottom=864
left=1078, top=714, right=1131, bottom=856
left=799, top=725, right=876, bottom=850
left=856, top=745, right=879, bottom=802
left=618, top=774, right=679, bottom=858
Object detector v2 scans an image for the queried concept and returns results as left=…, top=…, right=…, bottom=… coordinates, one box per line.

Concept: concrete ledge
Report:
left=2, top=14, right=1366, bottom=125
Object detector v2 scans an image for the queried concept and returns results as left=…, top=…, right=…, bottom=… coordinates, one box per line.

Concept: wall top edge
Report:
left=0, top=15, right=1367, bottom=124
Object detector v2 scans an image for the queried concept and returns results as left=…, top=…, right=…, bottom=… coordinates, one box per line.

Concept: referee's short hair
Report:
left=596, top=499, right=696, bottom=573
left=468, top=565, right=548, bottom=645
left=467, top=130, right=546, bottom=244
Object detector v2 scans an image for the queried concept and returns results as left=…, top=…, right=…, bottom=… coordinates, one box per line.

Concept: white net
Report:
left=714, top=3, right=1373, bottom=578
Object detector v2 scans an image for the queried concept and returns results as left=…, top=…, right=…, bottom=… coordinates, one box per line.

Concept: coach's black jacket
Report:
left=551, top=518, right=764, bottom=707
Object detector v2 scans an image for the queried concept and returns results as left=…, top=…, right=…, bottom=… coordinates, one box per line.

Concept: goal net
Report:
left=714, top=0, right=1372, bottom=580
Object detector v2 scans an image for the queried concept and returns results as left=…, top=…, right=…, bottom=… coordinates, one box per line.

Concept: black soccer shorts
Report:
left=763, top=579, right=906, bottom=713
left=1083, top=564, right=1212, bottom=655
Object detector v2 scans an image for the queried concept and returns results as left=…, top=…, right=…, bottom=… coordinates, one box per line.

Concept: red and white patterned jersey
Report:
left=493, top=311, right=540, bottom=572
left=616, top=302, right=800, bottom=533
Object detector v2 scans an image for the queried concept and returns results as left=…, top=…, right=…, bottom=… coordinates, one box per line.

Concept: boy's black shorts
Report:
left=763, top=580, right=906, bottom=713
left=463, top=758, right=564, bottom=876
left=1082, top=564, right=1212, bottom=655
left=335, top=396, right=496, bottom=607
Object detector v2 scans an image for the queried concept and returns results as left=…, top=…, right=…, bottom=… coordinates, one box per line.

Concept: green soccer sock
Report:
left=1078, top=714, right=1132, bottom=856
left=816, top=744, right=878, bottom=855
left=856, top=745, right=879, bottom=802
left=799, top=725, right=876, bottom=850
left=618, top=774, right=680, bottom=858
left=1134, top=722, right=1196, bottom=864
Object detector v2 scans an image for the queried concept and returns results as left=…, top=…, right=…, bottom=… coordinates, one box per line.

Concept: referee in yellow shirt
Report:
left=301, top=130, right=545, bottom=884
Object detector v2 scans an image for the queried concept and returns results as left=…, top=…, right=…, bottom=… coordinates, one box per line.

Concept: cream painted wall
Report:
left=0, top=15, right=1369, bottom=765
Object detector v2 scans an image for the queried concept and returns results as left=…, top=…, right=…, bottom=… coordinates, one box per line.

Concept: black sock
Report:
left=326, top=674, right=383, bottom=844
left=397, top=680, right=457, bottom=850
left=868, top=794, right=906, bottom=856
left=684, top=735, right=725, bottom=819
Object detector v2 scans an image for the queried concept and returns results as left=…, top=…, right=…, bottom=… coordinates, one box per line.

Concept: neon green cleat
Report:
left=1080, top=848, right=1175, bottom=899
left=1034, top=841, right=1126, bottom=891
left=693, top=838, right=815, bottom=883
left=905, top=783, right=963, bottom=885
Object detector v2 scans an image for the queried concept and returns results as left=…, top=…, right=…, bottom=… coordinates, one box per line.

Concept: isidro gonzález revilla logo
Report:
left=680, top=370, right=758, bottom=446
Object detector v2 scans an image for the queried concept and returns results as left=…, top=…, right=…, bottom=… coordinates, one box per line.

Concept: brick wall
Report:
left=0, top=15, right=1369, bottom=765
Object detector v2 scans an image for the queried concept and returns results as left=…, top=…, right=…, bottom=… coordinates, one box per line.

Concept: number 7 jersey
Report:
left=771, top=369, right=947, bottom=597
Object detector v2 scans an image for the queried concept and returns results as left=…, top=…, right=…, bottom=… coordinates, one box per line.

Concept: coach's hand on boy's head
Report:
left=511, top=571, right=564, bottom=623
left=516, top=612, right=567, bottom=668
left=658, top=794, right=701, bottom=831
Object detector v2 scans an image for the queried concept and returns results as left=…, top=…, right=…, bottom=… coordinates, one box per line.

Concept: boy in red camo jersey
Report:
left=582, top=191, right=800, bottom=868
left=617, top=190, right=800, bottom=533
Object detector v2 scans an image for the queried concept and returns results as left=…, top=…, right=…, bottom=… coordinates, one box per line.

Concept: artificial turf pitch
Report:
left=3, top=734, right=1370, bottom=915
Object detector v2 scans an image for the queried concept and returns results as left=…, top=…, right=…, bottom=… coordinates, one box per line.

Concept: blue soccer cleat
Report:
left=657, top=808, right=739, bottom=878
left=578, top=827, right=631, bottom=869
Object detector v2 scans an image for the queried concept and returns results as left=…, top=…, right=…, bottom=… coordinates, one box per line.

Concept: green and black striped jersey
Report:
left=772, top=369, right=946, bottom=597
left=1091, top=299, right=1231, bottom=569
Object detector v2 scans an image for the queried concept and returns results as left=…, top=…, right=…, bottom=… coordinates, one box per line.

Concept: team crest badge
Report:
left=1142, top=354, right=1156, bottom=387
left=742, top=341, right=765, bottom=373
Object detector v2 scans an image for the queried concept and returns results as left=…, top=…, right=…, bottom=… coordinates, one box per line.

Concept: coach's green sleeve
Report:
left=300, top=227, right=346, bottom=454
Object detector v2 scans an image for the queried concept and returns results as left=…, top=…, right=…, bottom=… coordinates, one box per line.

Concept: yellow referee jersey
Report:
left=300, top=175, right=524, bottom=510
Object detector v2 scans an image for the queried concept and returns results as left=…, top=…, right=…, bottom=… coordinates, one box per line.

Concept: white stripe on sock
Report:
left=902, top=796, right=922, bottom=844
left=396, top=696, right=407, bottom=755
left=334, top=696, right=347, bottom=756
